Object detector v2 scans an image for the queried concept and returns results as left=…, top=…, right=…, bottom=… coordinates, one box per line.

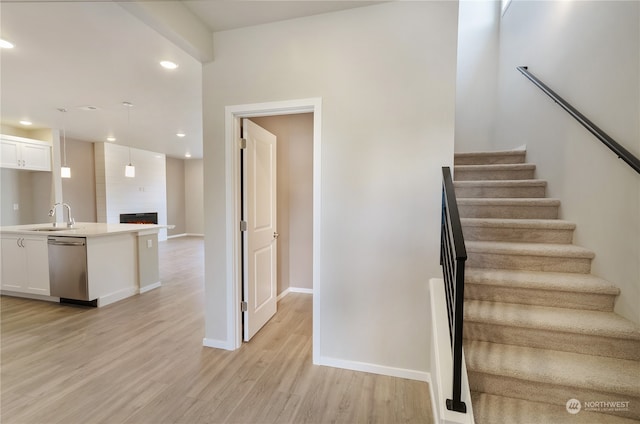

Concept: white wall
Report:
left=495, top=1, right=640, bottom=323
left=184, top=158, right=204, bottom=235
left=251, top=113, right=314, bottom=295
left=61, top=138, right=97, bottom=222
left=95, top=142, right=168, bottom=240
left=202, top=2, right=458, bottom=375
left=166, top=156, right=186, bottom=236
left=455, top=0, right=501, bottom=152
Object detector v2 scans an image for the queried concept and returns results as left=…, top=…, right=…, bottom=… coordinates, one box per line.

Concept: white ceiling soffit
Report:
left=182, top=1, right=387, bottom=33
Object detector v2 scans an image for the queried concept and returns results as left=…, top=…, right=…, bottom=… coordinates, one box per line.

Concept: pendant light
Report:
left=58, top=108, right=71, bottom=178
left=123, top=101, right=135, bottom=178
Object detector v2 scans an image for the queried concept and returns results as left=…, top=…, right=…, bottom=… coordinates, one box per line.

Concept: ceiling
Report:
left=0, top=1, right=382, bottom=159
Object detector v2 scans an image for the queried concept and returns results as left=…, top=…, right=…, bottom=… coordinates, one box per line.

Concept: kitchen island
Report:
left=0, top=222, right=162, bottom=307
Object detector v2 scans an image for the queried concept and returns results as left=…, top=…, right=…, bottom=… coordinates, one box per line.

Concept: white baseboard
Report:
left=139, top=281, right=161, bottom=293
left=203, top=337, right=235, bottom=351
left=277, top=286, right=313, bottom=301
left=277, top=288, right=290, bottom=301
left=98, top=287, right=137, bottom=307
left=317, top=355, right=430, bottom=383
left=290, top=287, right=313, bottom=294
left=0, top=291, right=59, bottom=303
left=166, top=233, right=204, bottom=240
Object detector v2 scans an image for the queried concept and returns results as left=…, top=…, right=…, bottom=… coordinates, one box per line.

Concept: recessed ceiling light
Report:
left=185, top=153, right=192, bottom=158
left=79, top=105, right=100, bottom=111
left=107, top=136, right=116, bottom=142
left=0, top=39, right=14, bottom=49
left=160, top=60, right=178, bottom=70
left=19, top=120, right=32, bottom=126
left=176, top=132, right=186, bottom=138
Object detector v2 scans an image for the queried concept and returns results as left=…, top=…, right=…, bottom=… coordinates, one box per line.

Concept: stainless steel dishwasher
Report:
left=48, top=236, right=93, bottom=304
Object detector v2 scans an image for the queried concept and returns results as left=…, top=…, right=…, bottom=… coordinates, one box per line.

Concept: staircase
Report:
left=454, top=150, right=640, bottom=424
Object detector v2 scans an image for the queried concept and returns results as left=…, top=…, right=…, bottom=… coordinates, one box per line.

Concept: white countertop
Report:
left=0, top=222, right=163, bottom=237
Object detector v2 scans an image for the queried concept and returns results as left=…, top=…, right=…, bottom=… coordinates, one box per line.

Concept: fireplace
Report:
left=120, top=212, right=158, bottom=225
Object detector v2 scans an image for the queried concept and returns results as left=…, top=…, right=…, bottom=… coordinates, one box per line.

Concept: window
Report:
left=501, top=0, right=513, bottom=16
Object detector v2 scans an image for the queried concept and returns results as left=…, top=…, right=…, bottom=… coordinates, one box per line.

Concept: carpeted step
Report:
left=457, top=198, right=560, bottom=219
left=454, top=163, right=536, bottom=181
left=465, top=340, right=640, bottom=420
left=464, top=268, right=619, bottom=311
left=466, top=241, right=594, bottom=273
left=461, top=218, right=575, bottom=244
left=471, top=392, right=640, bottom=424
left=454, top=150, right=527, bottom=165
left=454, top=179, right=547, bottom=198
left=464, top=300, right=640, bottom=360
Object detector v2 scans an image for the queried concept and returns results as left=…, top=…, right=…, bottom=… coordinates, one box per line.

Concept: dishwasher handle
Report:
left=48, top=238, right=86, bottom=247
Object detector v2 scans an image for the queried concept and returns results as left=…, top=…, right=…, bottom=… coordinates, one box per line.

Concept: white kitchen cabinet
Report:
left=0, top=135, right=52, bottom=171
left=1, top=235, right=50, bottom=295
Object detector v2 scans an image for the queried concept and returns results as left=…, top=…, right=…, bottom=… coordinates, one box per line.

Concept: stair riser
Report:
left=454, top=154, right=526, bottom=165
left=467, top=372, right=640, bottom=421
left=465, top=284, right=616, bottom=312
left=459, top=205, right=558, bottom=219
left=467, top=252, right=592, bottom=273
left=454, top=169, right=535, bottom=181
left=464, top=323, right=640, bottom=361
left=455, top=186, right=546, bottom=198
left=462, top=226, right=574, bottom=244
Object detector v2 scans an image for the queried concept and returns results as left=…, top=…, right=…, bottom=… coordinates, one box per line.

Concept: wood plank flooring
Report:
left=1, top=236, right=433, bottom=423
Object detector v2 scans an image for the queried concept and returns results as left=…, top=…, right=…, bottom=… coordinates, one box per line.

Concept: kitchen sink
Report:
left=29, top=227, right=75, bottom=232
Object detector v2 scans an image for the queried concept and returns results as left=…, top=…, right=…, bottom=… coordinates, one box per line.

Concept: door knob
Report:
left=273, top=232, right=279, bottom=239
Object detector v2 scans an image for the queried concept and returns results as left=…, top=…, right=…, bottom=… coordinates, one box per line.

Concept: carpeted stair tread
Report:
left=471, top=392, right=640, bottom=424
left=461, top=218, right=575, bottom=243
left=464, top=340, right=640, bottom=397
left=454, top=179, right=547, bottom=188
left=466, top=241, right=595, bottom=259
left=458, top=198, right=561, bottom=207
left=454, top=150, right=527, bottom=165
left=461, top=218, right=575, bottom=230
left=464, top=300, right=640, bottom=341
left=465, top=268, right=620, bottom=296
left=455, top=163, right=535, bottom=172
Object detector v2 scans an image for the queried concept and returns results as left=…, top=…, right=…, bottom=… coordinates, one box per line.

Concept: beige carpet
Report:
left=454, top=150, right=640, bottom=423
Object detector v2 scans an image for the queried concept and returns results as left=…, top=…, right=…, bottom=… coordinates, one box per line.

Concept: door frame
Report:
left=224, top=98, right=321, bottom=363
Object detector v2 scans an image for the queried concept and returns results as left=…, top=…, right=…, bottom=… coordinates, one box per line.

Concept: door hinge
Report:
left=240, top=220, right=248, bottom=232
left=241, top=301, right=248, bottom=312
left=239, top=138, right=247, bottom=149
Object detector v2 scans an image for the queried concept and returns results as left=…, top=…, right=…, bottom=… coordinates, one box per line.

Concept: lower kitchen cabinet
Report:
left=1, top=235, right=50, bottom=296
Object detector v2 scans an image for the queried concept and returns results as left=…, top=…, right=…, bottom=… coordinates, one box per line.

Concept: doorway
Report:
left=224, top=98, right=322, bottom=363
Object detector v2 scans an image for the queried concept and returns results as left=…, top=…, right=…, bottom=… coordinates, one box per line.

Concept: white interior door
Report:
left=242, top=118, right=278, bottom=341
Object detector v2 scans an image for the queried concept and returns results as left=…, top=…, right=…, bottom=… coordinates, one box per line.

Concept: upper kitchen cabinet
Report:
left=1, top=134, right=52, bottom=171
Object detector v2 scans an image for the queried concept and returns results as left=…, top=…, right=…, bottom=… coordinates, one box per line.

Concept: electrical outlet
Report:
left=13, top=203, right=19, bottom=211
left=147, top=239, right=153, bottom=248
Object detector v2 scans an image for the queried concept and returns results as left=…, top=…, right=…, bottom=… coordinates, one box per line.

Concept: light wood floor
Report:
left=1, top=236, right=433, bottom=424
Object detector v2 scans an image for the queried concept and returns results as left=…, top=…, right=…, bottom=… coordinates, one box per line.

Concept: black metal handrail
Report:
left=440, top=166, right=467, bottom=414
left=517, top=66, right=640, bottom=175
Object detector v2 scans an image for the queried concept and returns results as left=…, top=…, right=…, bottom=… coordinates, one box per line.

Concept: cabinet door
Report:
left=1, top=237, right=27, bottom=291
left=21, top=143, right=52, bottom=171
left=0, top=140, right=21, bottom=169
left=24, top=237, right=50, bottom=295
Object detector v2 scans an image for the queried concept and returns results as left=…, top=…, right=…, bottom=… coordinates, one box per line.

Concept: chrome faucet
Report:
left=49, top=203, right=75, bottom=228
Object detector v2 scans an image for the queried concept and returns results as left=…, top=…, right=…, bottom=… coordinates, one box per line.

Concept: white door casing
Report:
left=242, top=118, right=278, bottom=341
left=213, top=97, right=320, bottom=358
